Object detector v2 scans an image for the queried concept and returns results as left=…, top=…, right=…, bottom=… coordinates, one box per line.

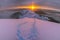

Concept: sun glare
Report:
left=16, top=2, right=40, bottom=11
left=28, top=5, right=37, bottom=11
left=28, top=2, right=40, bottom=11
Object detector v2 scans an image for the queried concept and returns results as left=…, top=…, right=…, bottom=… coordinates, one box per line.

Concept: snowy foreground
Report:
left=0, top=18, right=60, bottom=40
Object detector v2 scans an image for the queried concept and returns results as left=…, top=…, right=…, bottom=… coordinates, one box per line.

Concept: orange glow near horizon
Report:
left=28, top=2, right=40, bottom=11
left=16, top=2, right=40, bottom=11
left=0, top=2, right=59, bottom=12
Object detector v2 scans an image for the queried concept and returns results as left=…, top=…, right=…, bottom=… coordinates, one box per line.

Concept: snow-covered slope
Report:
left=0, top=18, right=60, bottom=40
left=0, top=19, right=18, bottom=40
left=17, top=18, right=60, bottom=40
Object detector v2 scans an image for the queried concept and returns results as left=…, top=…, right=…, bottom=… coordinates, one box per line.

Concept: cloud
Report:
left=0, top=0, right=60, bottom=9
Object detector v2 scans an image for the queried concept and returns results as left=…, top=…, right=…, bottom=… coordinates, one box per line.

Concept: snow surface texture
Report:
left=17, top=18, right=60, bottom=40
left=0, top=19, right=60, bottom=40
left=17, top=18, right=40, bottom=40
left=19, top=9, right=49, bottom=21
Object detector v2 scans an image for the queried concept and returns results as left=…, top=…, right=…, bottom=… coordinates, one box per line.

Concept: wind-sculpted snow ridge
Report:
left=17, top=18, right=40, bottom=40
left=27, top=19, right=40, bottom=40
left=17, top=24, right=25, bottom=40
left=17, top=22, right=29, bottom=40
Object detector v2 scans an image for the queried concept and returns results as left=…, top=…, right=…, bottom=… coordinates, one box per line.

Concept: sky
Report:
left=0, top=0, right=60, bottom=9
